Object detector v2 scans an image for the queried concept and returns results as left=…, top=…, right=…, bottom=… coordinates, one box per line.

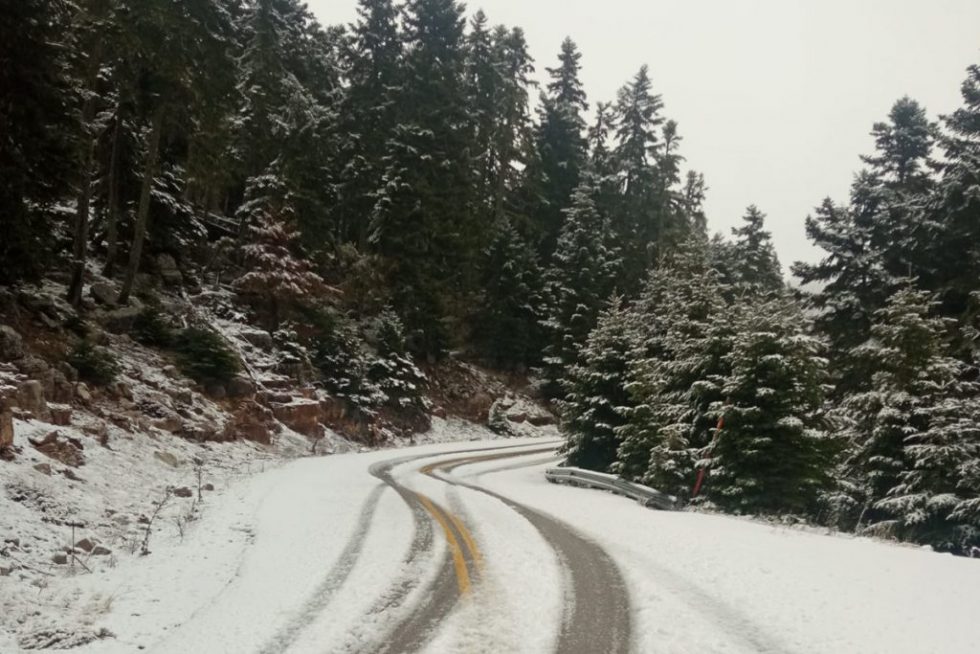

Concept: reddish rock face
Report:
left=49, top=405, right=73, bottom=426
left=271, top=399, right=322, bottom=437
left=224, top=400, right=278, bottom=445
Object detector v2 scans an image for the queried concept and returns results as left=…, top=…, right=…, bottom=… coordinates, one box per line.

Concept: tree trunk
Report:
left=118, top=106, right=165, bottom=305
left=67, top=43, right=104, bottom=307
left=103, top=107, right=123, bottom=277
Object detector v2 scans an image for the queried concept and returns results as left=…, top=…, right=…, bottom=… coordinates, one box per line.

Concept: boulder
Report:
left=16, top=380, right=46, bottom=416
left=240, top=329, right=274, bottom=350
left=91, top=545, right=111, bottom=556
left=431, top=406, right=448, bottom=419
left=172, top=487, right=193, bottom=498
left=50, top=372, right=74, bottom=404
left=157, top=254, right=183, bottom=286
left=227, top=375, right=255, bottom=399
left=0, top=409, right=13, bottom=449
left=153, top=451, right=181, bottom=468
left=0, top=325, right=24, bottom=361
left=33, top=463, right=52, bottom=476
left=51, top=553, right=68, bottom=565
left=527, top=414, right=555, bottom=427
left=272, top=399, right=322, bottom=436
left=49, top=404, right=72, bottom=426
left=506, top=412, right=528, bottom=424
left=89, top=282, right=117, bottom=307
left=224, top=400, right=277, bottom=444
left=75, top=383, right=92, bottom=404
left=75, top=538, right=96, bottom=553
left=30, top=431, right=85, bottom=467
left=202, top=483, right=215, bottom=492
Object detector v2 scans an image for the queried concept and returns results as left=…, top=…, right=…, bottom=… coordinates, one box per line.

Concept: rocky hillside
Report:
left=0, top=274, right=554, bottom=649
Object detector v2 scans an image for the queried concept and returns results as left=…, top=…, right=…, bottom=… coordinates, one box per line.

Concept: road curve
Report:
left=426, top=451, right=634, bottom=654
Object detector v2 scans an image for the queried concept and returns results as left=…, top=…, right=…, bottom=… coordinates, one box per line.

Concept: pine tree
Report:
left=562, top=298, right=636, bottom=473
left=860, top=97, right=938, bottom=282
left=233, top=174, right=333, bottom=332
left=526, top=38, right=588, bottom=258
left=0, top=0, right=78, bottom=284
left=368, top=0, right=473, bottom=356
left=365, top=309, right=429, bottom=415
left=793, top=179, right=894, bottom=394
left=612, top=65, right=664, bottom=283
left=541, top=177, right=620, bottom=398
left=616, top=238, right=733, bottom=496
left=681, top=171, right=709, bottom=237
left=472, top=219, right=544, bottom=369
left=706, top=293, right=832, bottom=515
left=730, top=206, right=784, bottom=292
left=923, top=64, right=980, bottom=328
left=839, top=284, right=980, bottom=552
left=336, top=0, right=403, bottom=247
left=114, top=0, right=237, bottom=304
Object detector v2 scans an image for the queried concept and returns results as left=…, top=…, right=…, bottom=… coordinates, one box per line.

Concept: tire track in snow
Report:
left=471, top=459, right=790, bottom=654
left=257, top=484, right=387, bottom=654
left=360, top=443, right=560, bottom=654
left=429, top=452, right=633, bottom=654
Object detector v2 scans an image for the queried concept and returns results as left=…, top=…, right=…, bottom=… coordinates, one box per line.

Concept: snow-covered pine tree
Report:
left=365, top=309, right=429, bottom=416
left=472, top=218, right=544, bottom=370
left=526, top=37, right=589, bottom=258
left=368, top=0, right=473, bottom=356
left=922, top=64, right=980, bottom=336
left=541, top=175, right=620, bottom=398
left=614, top=237, right=733, bottom=496
left=234, top=174, right=333, bottom=332
left=612, top=64, right=664, bottom=286
left=114, top=0, right=237, bottom=304
left=561, top=298, right=637, bottom=473
left=840, top=283, right=980, bottom=552
left=730, top=206, right=784, bottom=293
left=336, top=0, right=403, bottom=247
left=792, top=177, right=895, bottom=395
left=860, top=97, right=938, bottom=284
left=706, top=293, right=833, bottom=516
left=0, top=0, right=78, bottom=284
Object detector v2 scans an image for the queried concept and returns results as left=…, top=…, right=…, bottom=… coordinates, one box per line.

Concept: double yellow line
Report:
left=416, top=458, right=485, bottom=595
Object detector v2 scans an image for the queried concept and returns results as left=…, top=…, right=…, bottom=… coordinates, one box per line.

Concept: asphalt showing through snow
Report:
left=257, top=440, right=633, bottom=653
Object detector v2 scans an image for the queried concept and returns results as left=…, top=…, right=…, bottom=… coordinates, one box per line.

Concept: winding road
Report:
left=358, top=442, right=633, bottom=654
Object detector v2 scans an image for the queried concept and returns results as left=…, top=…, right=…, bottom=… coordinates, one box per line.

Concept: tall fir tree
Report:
left=705, top=293, right=832, bottom=515
left=0, top=0, right=78, bottom=284
left=336, top=0, right=403, bottom=247
left=562, top=298, right=636, bottom=473
left=526, top=38, right=588, bottom=258
left=923, top=64, right=980, bottom=331
left=369, top=0, right=473, bottom=356
left=612, top=64, right=664, bottom=284
left=730, top=205, right=784, bottom=292
left=793, top=179, right=894, bottom=394
left=472, top=218, right=544, bottom=370
left=541, top=176, right=620, bottom=398
left=616, top=238, right=733, bottom=496
left=838, top=284, right=980, bottom=552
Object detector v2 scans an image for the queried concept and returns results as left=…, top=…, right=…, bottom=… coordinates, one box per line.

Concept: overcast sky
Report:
left=307, top=0, right=980, bottom=272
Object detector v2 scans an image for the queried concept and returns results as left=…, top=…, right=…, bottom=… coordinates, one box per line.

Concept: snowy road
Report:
left=64, top=437, right=980, bottom=654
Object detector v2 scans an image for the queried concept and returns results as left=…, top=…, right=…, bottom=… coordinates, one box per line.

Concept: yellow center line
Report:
left=446, top=510, right=483, bottom=569
left=416, top=493, right=472, bottom=595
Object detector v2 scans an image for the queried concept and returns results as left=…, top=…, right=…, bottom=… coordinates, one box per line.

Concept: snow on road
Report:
left=9, top=433, right=979, bottom=654
left=467, top=458, right=980, bottom=654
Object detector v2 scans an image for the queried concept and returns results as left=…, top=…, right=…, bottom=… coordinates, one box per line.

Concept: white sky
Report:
left=307, top=0, right=980, bottom=270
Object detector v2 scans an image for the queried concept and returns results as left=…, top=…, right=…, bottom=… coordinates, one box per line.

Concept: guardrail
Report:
left=545, top=467, right=679, bottom=511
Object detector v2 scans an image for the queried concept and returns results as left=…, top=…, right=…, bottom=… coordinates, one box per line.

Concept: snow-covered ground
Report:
left=4, top=428, right=979, bottom=653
